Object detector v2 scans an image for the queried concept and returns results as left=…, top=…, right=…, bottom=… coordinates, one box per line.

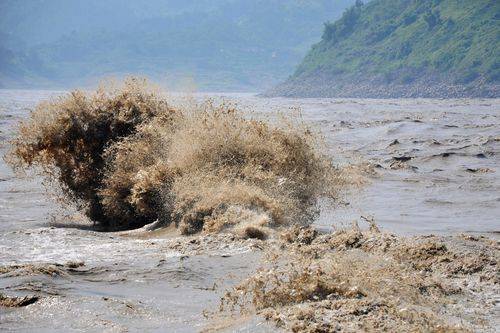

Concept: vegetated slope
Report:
left=267, top=0, right=500, bottom=98
left=0, top=0, right=354, bottom=91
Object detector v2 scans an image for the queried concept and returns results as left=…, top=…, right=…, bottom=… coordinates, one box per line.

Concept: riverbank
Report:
left=264, top=73, right=500, bottom=99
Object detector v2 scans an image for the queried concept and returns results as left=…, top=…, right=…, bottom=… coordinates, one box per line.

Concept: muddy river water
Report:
left=0, top=90, right=499, bottom=331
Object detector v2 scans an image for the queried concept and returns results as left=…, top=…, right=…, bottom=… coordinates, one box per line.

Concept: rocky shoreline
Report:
left=264, top=73, right=500, bottom=99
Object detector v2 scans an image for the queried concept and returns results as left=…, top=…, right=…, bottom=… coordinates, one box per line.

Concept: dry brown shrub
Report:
left=6, top=78, right=346, bottom=233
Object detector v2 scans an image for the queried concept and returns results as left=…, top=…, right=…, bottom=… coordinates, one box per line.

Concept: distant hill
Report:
left=0, top=0, right=354, bottom=91
left=267, top=0, right=500, bottom=98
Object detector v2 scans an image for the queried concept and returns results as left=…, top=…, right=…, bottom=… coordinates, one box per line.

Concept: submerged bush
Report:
left=7, top=78, right=344, bottom=233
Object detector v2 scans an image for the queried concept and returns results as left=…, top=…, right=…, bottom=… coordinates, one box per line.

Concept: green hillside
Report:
left=268, top=0, right=500, bottom=97
left=0, top=0, right=354, bottom=91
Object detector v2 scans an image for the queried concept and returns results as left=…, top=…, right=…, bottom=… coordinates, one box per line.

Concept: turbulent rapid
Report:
left=5, top=78, right=348, bottom=237
left=0, top=81, right=499, bottom=332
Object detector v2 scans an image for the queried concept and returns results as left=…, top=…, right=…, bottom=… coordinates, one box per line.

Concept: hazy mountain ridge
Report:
left=0, top=0, right=354, bottom=91
left=267, top=0, right=500, bottom=98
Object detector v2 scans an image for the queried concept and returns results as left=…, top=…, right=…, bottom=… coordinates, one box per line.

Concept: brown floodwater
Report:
left=1, top=90, right=499, bottom=331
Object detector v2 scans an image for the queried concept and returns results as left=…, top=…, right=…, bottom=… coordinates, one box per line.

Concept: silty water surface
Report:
left=1, top=90, right=499, bottom=331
